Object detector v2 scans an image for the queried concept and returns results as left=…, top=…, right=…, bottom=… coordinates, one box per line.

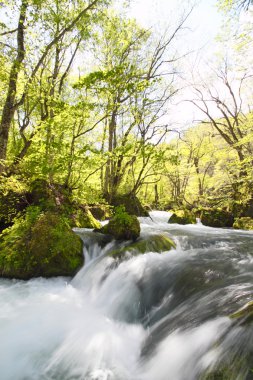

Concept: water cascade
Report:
left=0, top=211, right=253, bottom=380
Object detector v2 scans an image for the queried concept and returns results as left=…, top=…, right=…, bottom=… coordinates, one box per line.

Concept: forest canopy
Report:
left=0, top=0, right=252, bottom=218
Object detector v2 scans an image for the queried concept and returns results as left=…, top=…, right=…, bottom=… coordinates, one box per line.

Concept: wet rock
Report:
left=233, top=217, right=253, bottom=231
left=109, top=234, right=176, bottom=258
left=0, top=207, right=83, bottom=280
left=230, top=301, right=253, bottom=325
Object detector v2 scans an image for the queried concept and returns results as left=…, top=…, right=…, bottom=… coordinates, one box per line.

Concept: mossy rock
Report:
left=233, top=217, right=253, bottom=231
left=88, top=204, right=112, bottom=221
left=0, top=207, right=84, bottom=280
left=169, top=210, right=195, bottom=225
left=72, top=207, right=101, bottom=229
left=229, top=301, right=253, bottom=325
left=97, top=206, right=140, bottom=241
left=109, top=234, right=176, bottom=259
left=196, top=208, right=234, bottom=228
left=27, top=179, right=72, bottom=210
left=110, top=193, right=149, bottom=217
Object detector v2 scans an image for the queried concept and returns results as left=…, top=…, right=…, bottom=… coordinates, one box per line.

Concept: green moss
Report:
left=169, top=209, right=195, bottom=225
left=233, top=217, right=253, bottom=230
left=109, top=234, right=176, bottom=258
left=98, top=206, right=140, bottom=240
left=0, top=207, right=83, bottom=279
left=72, top=208, right=101, bottom=229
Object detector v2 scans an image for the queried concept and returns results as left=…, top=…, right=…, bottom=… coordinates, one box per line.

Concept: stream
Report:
left=0, top=211, right=253, bottom=380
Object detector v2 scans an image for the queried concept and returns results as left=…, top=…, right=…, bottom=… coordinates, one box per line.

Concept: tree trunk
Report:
left=0, top=0, right=28, bottom=173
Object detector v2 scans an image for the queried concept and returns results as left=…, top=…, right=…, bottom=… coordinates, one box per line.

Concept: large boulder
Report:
left=169, top=210, right=195, bottom=225
left=0, top=207, right=84, bottom=280
left=110, top=193, right=149, bottom=217
left=109, top=234, right=176, bottom=259
left=97, top=206, right=140, bottom=241
left=233, top=217, right=253, bottom=230
left=197, top=208, right=234, bottom=228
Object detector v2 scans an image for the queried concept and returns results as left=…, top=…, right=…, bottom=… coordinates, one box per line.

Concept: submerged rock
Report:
left=0, top=207, right=83, bottom=280
left=233, top=217, right=253, bottom=231
left=97, top=206, right=140, bottom=241
left=229, top=301, right=253, bottom=325
left=109, top=234, right=176, bottom=259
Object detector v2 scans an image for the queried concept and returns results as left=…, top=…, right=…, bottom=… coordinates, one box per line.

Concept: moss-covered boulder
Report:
left=97, top=206, right=140, bottom=241
left=233, top=217, right=253, bottom=230
left=169, top=209, right=195, bottom=225
left=197, top=208, right=234, bottom=228
left=110, top=193, right=149, bottom=217
left=0, top=207, right=84, bottom=280
left=72, top=207, right=101, bottom=229
left=109, top=234, right=176, bottom=259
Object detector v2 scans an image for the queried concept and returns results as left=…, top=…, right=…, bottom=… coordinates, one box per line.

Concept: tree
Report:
left=188, top=62, right=253, bottom=207
left=75, top=9, right=191, bottom=201
left=218, top=0, right=252, bottom=12
left=0, top=0, right=109, bottom=174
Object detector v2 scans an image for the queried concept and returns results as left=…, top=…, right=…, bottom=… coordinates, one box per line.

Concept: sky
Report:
left=125, top=0, right=224, bottom=128
left=128, top=0, right=222, bottom=45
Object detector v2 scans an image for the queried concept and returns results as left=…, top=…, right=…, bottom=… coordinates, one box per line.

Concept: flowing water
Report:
left=0, top=211, right=253, bottom=380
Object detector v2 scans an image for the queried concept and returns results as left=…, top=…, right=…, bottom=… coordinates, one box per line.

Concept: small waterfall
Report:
left=0, top=212, right=253, bottom=380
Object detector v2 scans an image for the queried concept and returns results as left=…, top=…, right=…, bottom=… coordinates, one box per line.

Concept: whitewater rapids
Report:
left=0, top=211, right=253, bottom=380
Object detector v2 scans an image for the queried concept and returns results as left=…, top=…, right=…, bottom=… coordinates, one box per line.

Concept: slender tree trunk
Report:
left=0, top=0, right=28, bottom=173
left=104, top=110, right=117, bottom=201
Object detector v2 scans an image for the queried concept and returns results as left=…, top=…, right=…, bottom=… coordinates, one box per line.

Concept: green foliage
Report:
left=233, top=217, right=253, bottom=230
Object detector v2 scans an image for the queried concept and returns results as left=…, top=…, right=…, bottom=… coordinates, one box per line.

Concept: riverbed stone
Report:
left=109, top=234, right=176, bottom=258
left=0, top=208, right=84, bottom=280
